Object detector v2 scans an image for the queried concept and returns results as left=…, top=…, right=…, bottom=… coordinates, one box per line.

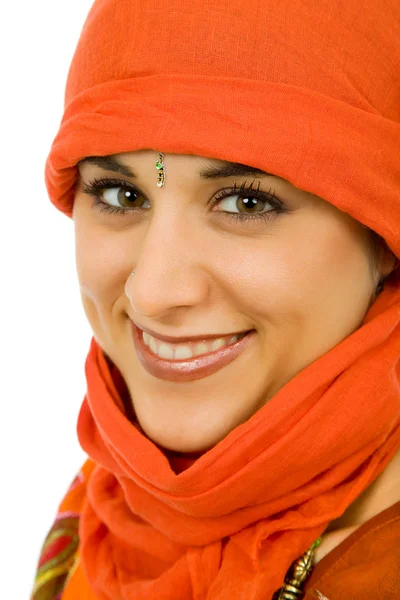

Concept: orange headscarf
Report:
left=43, top=1, right=400, bottom=599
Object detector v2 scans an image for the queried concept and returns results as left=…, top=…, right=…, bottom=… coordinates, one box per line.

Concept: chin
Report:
left=137, top=415, right=232, bottom=454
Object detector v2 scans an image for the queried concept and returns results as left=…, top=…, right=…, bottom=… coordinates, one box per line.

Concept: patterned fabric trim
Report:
left=30, top=514, right=80, bottom=600
left=30, top=464, right=92, bottom=600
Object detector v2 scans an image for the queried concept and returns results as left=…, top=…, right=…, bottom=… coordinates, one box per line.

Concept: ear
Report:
left=377, top=242, right=399, bottom=279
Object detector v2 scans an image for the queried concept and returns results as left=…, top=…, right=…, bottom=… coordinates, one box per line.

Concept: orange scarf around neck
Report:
left=54, top=281, right=399, bottom=600
left=41, top=0, right=400, bottom=598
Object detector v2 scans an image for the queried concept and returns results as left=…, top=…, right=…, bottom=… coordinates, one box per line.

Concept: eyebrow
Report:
left=199, top=162, right=274, bottom=179
left=78, top=156, right=136, bottom=178
left=78, top=155, right=275, bottom=180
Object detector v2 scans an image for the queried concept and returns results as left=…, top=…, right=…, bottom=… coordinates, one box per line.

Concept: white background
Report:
left=1, top=1, right=95, bottom=597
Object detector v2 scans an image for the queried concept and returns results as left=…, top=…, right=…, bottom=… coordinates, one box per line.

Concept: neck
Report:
left=314, top=448, right=400, bottom=563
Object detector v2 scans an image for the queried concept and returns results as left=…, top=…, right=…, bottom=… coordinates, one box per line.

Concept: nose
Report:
left=125, top=214, right=209, bottom=320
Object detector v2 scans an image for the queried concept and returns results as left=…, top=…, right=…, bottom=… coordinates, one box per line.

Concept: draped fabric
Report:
left=46, top=0, right=400, bottom=258
left=33, top=291, right=400, bottom=600
left=31, top=473, right=400, bottom=599
left=42, top=0, right=400, bottom=598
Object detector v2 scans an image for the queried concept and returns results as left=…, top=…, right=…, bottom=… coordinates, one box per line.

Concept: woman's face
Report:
left=73, top=150, right=386, bottom=452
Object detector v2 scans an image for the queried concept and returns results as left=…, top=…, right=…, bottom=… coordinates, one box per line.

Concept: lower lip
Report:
left=131, top=322, right=254, bottom=382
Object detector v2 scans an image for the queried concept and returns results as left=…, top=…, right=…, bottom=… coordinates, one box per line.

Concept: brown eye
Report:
left=217, top=193, right=274, bottom=214
left=102, top=187, right=150, bottom=209
left=236, top=196, right=269, bottom=213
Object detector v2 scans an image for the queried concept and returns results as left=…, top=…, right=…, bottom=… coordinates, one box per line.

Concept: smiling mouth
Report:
left=142, top=330, right=248, bottom=361
left=130, top=322, right=254, bottom=382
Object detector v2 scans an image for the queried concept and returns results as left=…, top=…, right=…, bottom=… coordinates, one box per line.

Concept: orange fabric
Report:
left=38, top=464, right=400, bottom=600
left=43, top=470, right=400, bottom=600
left=61, top=314, right=400, bottom=600
left=46, top=0, right=400, bottom=258
left=43, top=1, right=400, bottom=599
left=304, top=501, right=400, bottom=599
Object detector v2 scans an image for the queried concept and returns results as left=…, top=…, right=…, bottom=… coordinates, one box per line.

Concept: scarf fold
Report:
left=68, top=279, right=399, bottom=599
left=42, top=0, right=400, bottom=598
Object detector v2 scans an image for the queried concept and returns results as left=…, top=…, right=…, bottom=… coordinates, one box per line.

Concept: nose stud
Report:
left=126, top=272, right=136, bottom=312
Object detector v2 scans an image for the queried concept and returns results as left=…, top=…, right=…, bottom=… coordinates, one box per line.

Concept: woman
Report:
left=31, top=0, right=400, bottom=599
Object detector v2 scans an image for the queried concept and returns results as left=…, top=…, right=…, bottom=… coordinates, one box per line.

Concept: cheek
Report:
left=218, top=217, right=372, bottom=328
left=296, top=214, right=373, bottom=302
left=73, top=215, right=132, bottom=310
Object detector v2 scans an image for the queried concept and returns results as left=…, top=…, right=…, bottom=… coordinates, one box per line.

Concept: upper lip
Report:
left=130, top=320, right=250, bottom=343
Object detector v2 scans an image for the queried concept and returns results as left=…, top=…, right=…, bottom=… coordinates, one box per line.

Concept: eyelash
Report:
left=81, top=177, right=286, bottom=222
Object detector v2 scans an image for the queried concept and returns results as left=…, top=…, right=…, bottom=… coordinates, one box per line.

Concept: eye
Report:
left=213, top=181, right=280, bottom=215
left=81, top=177, right=151, bottom=215
left=102, top=186, right=150, bottom=209
left=217, top=194, right=272, bottom=214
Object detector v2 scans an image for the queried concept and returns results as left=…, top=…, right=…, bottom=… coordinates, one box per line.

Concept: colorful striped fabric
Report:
left=30, top=461, right=96, bottom=600
left=31, top=514, right=80, bottom=600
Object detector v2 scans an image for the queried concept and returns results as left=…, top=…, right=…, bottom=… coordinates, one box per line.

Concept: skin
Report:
left=315, top=449, right=400, bottom=563
left=73, top=150, right=399, bottom=557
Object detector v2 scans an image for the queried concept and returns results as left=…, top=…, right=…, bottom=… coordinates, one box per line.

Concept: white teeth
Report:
left=174, top=345, right=193, bottom=359
left=193, top=342, right=209, bottom=357
left=211, top=338, right=225, bottom=351
left=141, top=330, right=245, bottom=361
left=158, top=343, right=174, bottom=359
left=149, top=337, right=158, bottom=354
